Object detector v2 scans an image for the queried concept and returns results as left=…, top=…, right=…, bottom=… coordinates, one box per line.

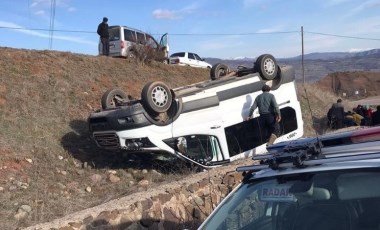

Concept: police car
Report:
left=88, top=54, right=304, bottom=168
left=198, top=126, right=380, bottom=229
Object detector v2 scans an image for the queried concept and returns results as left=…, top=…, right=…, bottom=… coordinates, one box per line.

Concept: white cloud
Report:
left=0, top=21, right=97, bottom=46
left=243, top=0, right=270, bottom=10
left=349, top=48, right=374, bottom=52
left=152, top=9, right=179, bottom=20
left=344, top=0, right=380, bottom=18
left=67, top=7, right=76, bottom=12
left=30, top=0, right=76, bottom=15
left=256, top=25, right=287, bottom=34
left=34, top=10, right=45, bottom=16
left=346, top=16, right=380, bottom=34
left=152, top=3, right=199, bottom=20
left=323, top=0, right=353, bottom=7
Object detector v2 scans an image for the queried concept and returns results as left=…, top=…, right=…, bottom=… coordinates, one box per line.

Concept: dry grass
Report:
left=0, top=47, right=376, bottom=229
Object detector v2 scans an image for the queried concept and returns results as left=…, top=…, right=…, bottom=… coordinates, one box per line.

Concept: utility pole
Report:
left=301, top=26, right=305, bottom=84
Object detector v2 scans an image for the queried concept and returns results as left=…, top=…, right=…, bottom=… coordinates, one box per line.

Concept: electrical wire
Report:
left=0, top=26, right=379, bottom=43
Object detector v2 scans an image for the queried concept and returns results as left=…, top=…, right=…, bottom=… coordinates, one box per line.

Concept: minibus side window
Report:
left=109, top=28, right=120, bottom=41
left=225, top=107, right=298, bottom=156
left=124, top=29, right=136, bottom=42
left=136, top=32, right=146, bottom=44
left=146, top=35, right=158, bottom=49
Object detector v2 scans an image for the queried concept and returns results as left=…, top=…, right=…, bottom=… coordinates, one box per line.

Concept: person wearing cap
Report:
left=246, top=85, right=281, bottom=145
left=97, top=17, right=109, bottom=56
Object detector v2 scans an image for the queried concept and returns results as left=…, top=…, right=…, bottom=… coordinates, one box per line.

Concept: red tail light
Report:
left=120, top=41, right=125, bottom=48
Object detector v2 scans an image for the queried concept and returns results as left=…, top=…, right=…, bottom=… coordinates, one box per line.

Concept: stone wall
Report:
left=27, top=168, right=243, bottom=230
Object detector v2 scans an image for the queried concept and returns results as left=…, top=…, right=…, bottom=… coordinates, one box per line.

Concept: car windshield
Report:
left=199, top=168, right=380, bottom=230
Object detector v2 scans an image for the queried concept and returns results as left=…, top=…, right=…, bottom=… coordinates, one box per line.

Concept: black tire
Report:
left=210, top=63, right=229, bottom=80
left=141, top=81, right=173, bottom=113
left=254, top=54, right=278, bottom=80
left=101, top=89, right=128, bottom=110
left=127, top=49, right=137, bottom=59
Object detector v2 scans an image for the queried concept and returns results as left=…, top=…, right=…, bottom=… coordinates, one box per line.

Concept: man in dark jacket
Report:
left=330, top=99, right=345, bottom=129
left=246, top=85, right=281, bottom=145
left=97, top=17, right=109, bottom=56
left=372, top=106, right=380, bottom=126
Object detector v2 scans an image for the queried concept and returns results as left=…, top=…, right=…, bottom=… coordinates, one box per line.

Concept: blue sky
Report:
left=0, top=0, right=379, bottom=59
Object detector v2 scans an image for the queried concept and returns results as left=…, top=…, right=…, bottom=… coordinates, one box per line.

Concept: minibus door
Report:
left=159, top=33, right=169, bottom=58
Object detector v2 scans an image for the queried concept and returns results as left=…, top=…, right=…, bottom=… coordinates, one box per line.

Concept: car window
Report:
left=194, top=53, right=202, bottom=61
left=173, top=135, right=222, bottom=163
left=124, top=29, right=136, bottom=42
left=200, top=169, right=380, bottom=230
left=225, top=106, right=298, bottom=156
left=188, top=53, right=196, bottom=60
left=109, top=28, right=120, bottom=41
left=145, top=35, right=157, bottom=49
left=136, top=32, right=146, bottom=44
left=170, top=52, right=185, bottom=58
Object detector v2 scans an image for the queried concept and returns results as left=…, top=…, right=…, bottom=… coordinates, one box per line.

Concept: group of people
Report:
left=327, top=99, right=380, bottom=129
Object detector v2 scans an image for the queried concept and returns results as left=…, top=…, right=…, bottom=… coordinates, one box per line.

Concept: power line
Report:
left=305, top=31, right=380, bottom=41
left=0, top=25, right=379, bottom=42
left=0, top=26, right=94, bottom=34
left=167, top=31, right=299, bottom=36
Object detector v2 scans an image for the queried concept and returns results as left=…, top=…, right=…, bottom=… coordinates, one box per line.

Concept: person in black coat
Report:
left=330, top=99, right=345, bottom=129
left=372, top=106, right=380, bottom=126
left=97, top=17, right=109, bottom=56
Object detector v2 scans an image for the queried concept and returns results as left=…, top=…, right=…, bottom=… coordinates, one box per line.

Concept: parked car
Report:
left=169, top=52, right=212, bottom=68
left=198, top=126, right=380, bottom=229
left=99, top=25, right=169, bottom=61
left=88, top=54, right=303, bottom=168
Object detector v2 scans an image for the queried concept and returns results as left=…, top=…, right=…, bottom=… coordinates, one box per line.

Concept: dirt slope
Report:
left=0, top=47, right=376, bottom=229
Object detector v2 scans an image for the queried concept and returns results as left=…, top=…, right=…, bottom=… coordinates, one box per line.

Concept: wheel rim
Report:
left=217, top=68, right=226, bottom=77
left=129, top=51, right=136, bottom=58
left=151, top=86, right=168, bottom=107
left=263, top=58, right=276, bottom=75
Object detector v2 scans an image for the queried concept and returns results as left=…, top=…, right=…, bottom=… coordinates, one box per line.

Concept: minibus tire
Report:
left=210, top=63, right=229, bottom=80
left=101, top=88, right=129, bottom=110
left=127, top=50, right=137, bottom=59
left=141, top=81, right=173, bottom=113
left=254, top=54, right=278, bottom=80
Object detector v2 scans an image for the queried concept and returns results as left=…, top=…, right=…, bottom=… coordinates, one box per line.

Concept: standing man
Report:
left=246, top=85, right=281, bottom=145
left=97, top=17, right=109, bottom=56
left=330, top=99, right=345, bottom=129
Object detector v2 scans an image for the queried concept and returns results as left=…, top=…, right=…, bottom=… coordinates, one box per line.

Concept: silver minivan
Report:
left=98, top=25, right=169, bottom=60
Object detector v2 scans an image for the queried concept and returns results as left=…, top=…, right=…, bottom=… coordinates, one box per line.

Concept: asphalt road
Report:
left=353, top=96, right=380, bottom=107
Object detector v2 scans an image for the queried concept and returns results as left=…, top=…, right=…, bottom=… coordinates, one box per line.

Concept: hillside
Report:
left=0, top=47, right=375, bottom=229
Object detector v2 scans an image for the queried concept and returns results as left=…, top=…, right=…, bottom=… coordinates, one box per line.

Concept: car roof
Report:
left=238, top=126, right=380, bottom=181
left=249, top=159, right=380, bottom=180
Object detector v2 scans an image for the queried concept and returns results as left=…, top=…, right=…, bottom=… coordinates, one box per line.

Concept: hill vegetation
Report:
left=0, top=47, right=376, bottom=229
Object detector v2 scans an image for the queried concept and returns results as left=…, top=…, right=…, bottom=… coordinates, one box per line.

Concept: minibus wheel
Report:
left=210, top=63, right=229, bottom=80
left=254, top=54, right=278, bottom=80
left=141, top=81, right=173, bottom=113
left=101, top=88, right=129, bottom=110
left=127, top=50, right=137, bottom=59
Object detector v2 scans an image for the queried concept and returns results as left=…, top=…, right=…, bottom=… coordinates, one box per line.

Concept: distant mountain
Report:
left=205, top=48, right=380, bottom=82
left=288, top=49, right=380, bottom=60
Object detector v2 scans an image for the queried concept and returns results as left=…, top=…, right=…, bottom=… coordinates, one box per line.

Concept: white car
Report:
left=199, top=126, right=380, bottom=229
left=88, top=54, right=304, bottom=168
left=169, top=52, right=212, bottom=68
